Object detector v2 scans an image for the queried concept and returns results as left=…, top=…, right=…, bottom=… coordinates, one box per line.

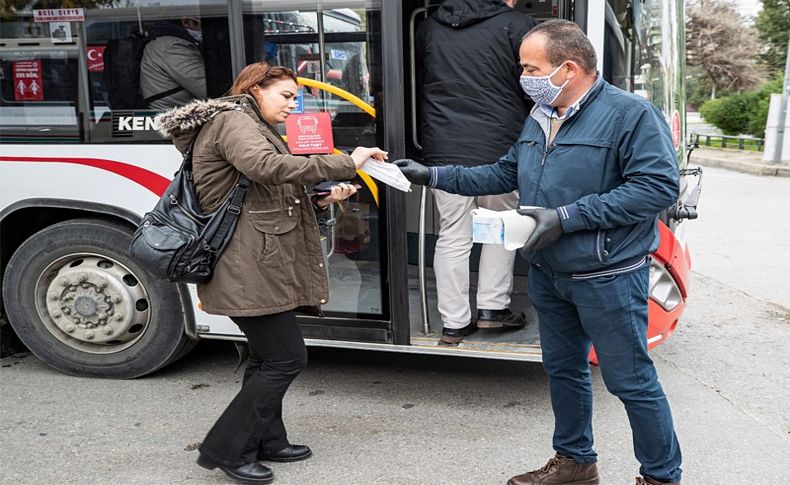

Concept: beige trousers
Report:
left=431, top=188, right=519, bottom=329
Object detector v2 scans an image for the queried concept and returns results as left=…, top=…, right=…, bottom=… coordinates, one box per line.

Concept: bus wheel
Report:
left=1, top=218, right=195, bottom=378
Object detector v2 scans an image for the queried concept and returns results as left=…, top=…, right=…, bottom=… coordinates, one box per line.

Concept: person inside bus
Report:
left=155, top=62, right=387, bottom=484
left=416, top=0, right=535, bottom=345
left=139, top=17, right=207, bottom=111
left=396, top=20, right=682, bottom=485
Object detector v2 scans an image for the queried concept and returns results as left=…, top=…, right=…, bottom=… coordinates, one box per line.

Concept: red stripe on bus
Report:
left=0, top=156, right=170, bottom=196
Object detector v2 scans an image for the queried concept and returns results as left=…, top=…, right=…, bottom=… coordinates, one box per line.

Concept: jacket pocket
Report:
left=249, top=209, right=299, bottom=263
left=595, top=229, right=611, bottom=263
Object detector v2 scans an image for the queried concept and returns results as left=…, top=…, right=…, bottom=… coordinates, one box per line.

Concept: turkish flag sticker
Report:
left=87, top=46, right=105, bottom=72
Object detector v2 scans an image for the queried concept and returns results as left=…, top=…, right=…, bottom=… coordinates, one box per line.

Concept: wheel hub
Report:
left=43, top=257, right=144, bottom=346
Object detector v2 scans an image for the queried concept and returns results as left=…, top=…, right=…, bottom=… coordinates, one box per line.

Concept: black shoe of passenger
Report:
left=440, top=322, right=478, bottom=345
left=476, top=308, right=526, bottom=329
left=197, top=453, right=274, bottom=484
left=258, top=444, right=312, bottom=462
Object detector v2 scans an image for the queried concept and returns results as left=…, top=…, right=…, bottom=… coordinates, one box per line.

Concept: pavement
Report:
left=690, top=147, right=790, bottom=177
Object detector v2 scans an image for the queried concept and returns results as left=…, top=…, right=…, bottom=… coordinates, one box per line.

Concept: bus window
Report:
left=83, top=0, right=232, bottom=143
left=602, top=0, right=633, bottom=91
left=635, top=0, right=671, bottom=113
left=241, top=1, right=386, bottom=318
left=513, top=0, right=571, bottom=21
left=0, top=16, right=81, bottom=143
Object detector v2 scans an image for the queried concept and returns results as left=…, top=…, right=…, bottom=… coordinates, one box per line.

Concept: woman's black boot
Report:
left=197, top=453, right=274, bottom=484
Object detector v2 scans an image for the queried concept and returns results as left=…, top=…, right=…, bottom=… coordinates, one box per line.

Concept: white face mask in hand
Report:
left=520, top=64, right=569, bottom=106
left=186, top=28, right=202, bottom=43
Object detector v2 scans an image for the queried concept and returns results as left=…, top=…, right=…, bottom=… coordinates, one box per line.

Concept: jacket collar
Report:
left=155, top=94, right=290, bottom=155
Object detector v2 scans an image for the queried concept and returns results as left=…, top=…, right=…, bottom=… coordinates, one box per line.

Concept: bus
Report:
left=0, top=0, right=700, bottom=378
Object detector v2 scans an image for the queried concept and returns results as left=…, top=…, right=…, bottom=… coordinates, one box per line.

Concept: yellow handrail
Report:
left=297, top=77, right=376, bottom=118
left=291, top=78, right=379, bottom=205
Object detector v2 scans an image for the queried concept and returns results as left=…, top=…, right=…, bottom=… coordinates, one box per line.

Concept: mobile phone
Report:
left=313, top=182, right=362, bottom=196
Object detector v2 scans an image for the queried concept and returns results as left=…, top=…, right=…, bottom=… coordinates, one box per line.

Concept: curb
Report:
left=691, top=152, right=790, bottom=178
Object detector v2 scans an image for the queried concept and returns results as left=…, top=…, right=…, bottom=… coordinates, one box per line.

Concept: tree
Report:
left=756, top=0, right=790, bottom=73
left=686, top=0, right=766, bottom=97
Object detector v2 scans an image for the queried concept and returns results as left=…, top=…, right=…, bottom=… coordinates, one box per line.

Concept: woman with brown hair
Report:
left=156, top=62, right=387, bottom=484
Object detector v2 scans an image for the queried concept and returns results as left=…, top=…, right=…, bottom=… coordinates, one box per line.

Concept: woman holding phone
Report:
left=156, top=61, right=386, bottom=484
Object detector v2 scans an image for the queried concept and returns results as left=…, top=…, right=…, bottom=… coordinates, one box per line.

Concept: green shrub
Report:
left=700, top=94, right=755, bottom=136
left=700, top=76, right=785, bottom=138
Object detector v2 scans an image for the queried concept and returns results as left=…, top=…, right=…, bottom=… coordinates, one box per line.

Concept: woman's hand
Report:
left=350, top=147, right=388, bottom=170
left=316, top=183, right=358, bottom=208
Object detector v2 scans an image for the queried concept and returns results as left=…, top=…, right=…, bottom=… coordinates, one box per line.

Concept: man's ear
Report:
left=564, top=61, right=584, bottom=81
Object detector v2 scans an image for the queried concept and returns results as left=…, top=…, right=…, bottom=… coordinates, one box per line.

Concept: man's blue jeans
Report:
left=528, top=263, right=682, bottom=483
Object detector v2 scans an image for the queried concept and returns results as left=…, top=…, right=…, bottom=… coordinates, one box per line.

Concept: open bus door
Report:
left=229, top=3, right=410, bottom=347
left=398, top=0, right=693, bottom=360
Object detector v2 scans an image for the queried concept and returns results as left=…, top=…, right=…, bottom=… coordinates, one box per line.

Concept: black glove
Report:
left=517, top=207, right=564, bottom=251
left=393, top=159, right=431, bottom=186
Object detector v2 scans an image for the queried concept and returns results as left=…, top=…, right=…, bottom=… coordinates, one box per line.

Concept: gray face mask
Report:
left=186, top=28, right=202, bottom=43
left=519, top=64, right=569, bottom=106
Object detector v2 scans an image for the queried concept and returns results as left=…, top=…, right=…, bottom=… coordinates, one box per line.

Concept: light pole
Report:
left=772, top=32, right=790, bottom=164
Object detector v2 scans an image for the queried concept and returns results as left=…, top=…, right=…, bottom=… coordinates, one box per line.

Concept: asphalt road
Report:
left=684, top=165, right=790, bottom=309
left=2, top=166, right=789, bottom=485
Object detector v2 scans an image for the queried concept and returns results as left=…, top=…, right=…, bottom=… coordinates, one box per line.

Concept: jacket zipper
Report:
left=532, top=109, right=582, bottom=204
left=596, top=229, right=604, bottom=262
left=248, top=207, right=295, bottom=216
left=248, top=208, right=281, bottom=215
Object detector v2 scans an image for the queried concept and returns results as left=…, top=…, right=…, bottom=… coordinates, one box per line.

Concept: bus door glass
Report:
left=241, top=1, right=388, bottom=324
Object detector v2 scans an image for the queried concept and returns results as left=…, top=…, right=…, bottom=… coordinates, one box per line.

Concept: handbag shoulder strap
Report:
left=206, top=175, right=250, bottom=251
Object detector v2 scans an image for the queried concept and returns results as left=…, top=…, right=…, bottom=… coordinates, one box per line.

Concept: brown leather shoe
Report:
left=508, top=453, right=599, bottom=485
left=635, top=476, right=680, bottom=485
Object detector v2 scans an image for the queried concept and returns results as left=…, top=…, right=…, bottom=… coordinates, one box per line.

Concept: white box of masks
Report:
left=471, top=208, right=537, bottom=250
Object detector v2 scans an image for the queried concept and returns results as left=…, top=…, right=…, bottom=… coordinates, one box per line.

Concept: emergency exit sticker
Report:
left=33, top=8, right=84, bottom=22
left=285, top=112, right=334, bottom=154
left=12, top=61, right=44, bottom=101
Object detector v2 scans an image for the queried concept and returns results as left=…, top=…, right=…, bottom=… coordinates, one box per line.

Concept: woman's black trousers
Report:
left=198, top=310, right=308, bottom=467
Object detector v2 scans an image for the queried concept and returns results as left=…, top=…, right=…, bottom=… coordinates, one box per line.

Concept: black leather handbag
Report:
left=129, top=137, right=250, bottom=283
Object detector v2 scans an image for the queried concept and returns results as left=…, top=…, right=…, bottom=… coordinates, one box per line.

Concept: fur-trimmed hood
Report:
left=155, top=95, right=259, bottom=153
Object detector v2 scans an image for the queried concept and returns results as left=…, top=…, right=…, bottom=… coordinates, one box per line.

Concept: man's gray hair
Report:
left=524, top=19, right=597, bottom=73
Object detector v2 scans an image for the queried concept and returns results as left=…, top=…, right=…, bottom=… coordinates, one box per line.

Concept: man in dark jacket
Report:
left=417, top=0, right=535, bottom=344
left=397, top=20, right=682, bottom=485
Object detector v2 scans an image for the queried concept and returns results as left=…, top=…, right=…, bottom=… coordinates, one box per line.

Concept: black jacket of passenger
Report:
left=417, top=0, right=535, bottom=167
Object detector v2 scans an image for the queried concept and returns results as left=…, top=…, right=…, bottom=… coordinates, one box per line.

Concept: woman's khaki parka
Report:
left=156, top=95, right=356, bottom=316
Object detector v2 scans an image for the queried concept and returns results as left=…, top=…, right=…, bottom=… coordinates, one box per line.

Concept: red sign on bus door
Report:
left=671, top=111, right=681, bottom=151
left=12, top=60, right=44, bottom=101
left=285, top=112, right=334, bottom=154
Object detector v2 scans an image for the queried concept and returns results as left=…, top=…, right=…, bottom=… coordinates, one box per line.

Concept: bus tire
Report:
left=1, top=218, right=195, bottom=378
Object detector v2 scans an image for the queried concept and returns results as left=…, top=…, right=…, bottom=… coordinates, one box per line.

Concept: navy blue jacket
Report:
left=431, top=80, right=680, bottom=276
